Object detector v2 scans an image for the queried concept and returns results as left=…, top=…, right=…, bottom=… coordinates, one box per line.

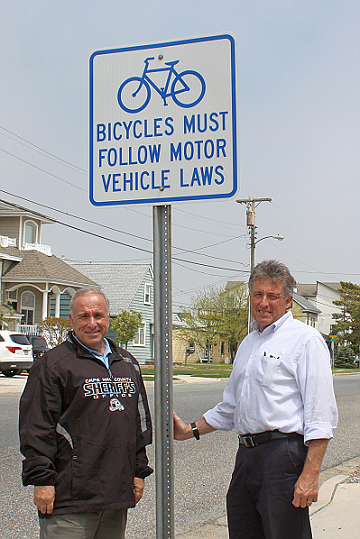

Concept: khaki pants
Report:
left=39, top=509, right=127, bottom=539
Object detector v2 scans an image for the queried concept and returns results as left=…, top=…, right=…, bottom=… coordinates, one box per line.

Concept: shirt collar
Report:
left=251, top=310, right=293, bottom=335
left=72, top=332, right=111, bottom=359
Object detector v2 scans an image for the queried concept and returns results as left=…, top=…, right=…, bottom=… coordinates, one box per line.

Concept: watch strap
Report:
left=191, top=421, right=200, bottom=440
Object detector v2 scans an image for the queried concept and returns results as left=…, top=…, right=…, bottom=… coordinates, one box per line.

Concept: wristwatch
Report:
left=191, top=421, right=200, bottom=440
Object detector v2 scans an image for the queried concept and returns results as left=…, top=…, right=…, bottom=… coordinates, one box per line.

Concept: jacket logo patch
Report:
left=109, top=398, right=125, bottom=412
left=83, top=377, right=136, bottom=399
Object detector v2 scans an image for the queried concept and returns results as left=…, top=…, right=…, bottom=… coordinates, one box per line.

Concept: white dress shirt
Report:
left=204, top=312, right=338, bottom=444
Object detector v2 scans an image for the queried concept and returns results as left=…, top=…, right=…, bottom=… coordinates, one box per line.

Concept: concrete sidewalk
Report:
left=0, top=373, right=27, bottom=393
left=177, top=457, right=360, bottom=539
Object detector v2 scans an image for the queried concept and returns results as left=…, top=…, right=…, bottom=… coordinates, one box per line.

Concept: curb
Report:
left=311, top=455, right=360, bottom=515
left=176, top=456, right=360, bottom=539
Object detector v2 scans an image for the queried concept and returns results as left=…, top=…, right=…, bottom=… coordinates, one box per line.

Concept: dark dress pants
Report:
left=226, top=436, right=312, bottom=539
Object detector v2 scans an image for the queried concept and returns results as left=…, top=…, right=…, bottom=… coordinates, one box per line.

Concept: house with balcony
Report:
left=0, top=200, right=96, bottom=333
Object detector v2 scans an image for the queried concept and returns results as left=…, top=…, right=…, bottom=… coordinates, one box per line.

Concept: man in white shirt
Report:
left=174, top=260, right=337, bottom=539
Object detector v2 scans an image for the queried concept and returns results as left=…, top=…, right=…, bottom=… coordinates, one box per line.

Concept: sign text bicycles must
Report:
left=89, top=34, right=238, bottom=206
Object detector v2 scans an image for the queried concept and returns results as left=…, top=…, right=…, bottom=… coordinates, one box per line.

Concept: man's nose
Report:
left=87, top=315, right=97, bottom=327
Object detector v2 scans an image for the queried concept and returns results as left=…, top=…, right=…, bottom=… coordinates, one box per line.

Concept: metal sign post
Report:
left=153, top=205, right=174, bottom=539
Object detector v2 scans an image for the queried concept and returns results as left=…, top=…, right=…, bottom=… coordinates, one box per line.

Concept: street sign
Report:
left=89, top=34, right=238, bottom=206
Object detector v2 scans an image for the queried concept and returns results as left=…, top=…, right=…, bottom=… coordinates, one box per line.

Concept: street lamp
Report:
left=251, top=234, right=284, bottom=271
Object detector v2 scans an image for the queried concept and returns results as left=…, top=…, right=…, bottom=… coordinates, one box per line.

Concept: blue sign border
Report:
left=89, top=34, right=238, bottom=206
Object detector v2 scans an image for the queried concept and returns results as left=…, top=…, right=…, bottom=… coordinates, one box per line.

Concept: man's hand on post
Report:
left=34, top=486, right=55, bottom=515
left=173, top=412, right=193, bottom=440
left=133, top=477, right=145, bottom=505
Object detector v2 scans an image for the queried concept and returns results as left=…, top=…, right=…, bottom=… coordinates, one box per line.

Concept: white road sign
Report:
left=89, top=34, right=238, bottom=206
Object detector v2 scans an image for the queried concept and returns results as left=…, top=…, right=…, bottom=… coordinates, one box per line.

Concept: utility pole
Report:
left=236, top=197, right=272, bottom=271
left=237, top=197, right=272, bottom=333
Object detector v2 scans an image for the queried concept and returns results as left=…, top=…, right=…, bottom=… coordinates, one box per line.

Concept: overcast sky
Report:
left=0, top=1, right=359, bottom=309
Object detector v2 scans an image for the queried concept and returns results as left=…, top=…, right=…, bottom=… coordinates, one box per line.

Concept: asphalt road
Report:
left=0, top=374, right=359, bottom=539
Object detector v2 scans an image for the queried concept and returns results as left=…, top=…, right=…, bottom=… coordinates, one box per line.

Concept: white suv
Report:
left=0, top=330, right=33, bottom=377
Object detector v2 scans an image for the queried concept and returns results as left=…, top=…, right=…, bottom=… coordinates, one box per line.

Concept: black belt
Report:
left=238, top=430, right=301, bottom=448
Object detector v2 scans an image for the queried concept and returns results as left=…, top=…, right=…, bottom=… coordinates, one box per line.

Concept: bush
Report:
left=334, top=346, right=357, bottom=369
left=37, top=317, right=72, bottom=347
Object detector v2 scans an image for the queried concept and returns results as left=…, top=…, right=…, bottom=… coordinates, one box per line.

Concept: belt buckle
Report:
left=243, top=435, right=256, bottom=448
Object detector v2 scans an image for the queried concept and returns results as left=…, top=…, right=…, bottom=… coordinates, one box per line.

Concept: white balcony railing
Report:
left=0, top=236, right=17, bottom=248
left=23, top=243, right=52, bottom=256
left=18, top=325, right=38, bottom=335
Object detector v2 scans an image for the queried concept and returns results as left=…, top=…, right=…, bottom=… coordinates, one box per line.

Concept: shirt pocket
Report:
left=259, top=354, right=281, bottom=387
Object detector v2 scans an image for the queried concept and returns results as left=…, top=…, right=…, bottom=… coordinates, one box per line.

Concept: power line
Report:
left=0, top=147, right=86, bottom=191
left=0, top=125, right=86, bottom=173
left=0, top=190, right=153, bottom=245
left=0, top=193, right=249, bottom=273
left=0, top=189, right=249, bottom=266
left=174, top=206, right=245, bottom=232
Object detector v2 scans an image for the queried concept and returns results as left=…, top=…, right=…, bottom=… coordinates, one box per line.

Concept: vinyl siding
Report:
left=126, top=268, right=154, bottom=364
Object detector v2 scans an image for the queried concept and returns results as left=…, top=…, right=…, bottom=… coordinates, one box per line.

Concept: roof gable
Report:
left=297, top=282, right=341, bottom=297
left=0, top=199, right=56, bottom=224
left=2, top=246, right=96, bottom=286
left=292, top=292, right=321, bottom=314
left=317, top=281, right=341, bottom=292
left=296, top=284, right=317, bottom=297
left=67, top=261, right=153, bottom=315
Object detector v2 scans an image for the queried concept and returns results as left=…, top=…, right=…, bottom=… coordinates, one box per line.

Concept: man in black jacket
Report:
left=19, top=287, right=153, bottom=539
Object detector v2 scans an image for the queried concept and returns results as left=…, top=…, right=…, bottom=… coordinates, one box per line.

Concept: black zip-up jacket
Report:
left=19, top=332, right=153, bottom=515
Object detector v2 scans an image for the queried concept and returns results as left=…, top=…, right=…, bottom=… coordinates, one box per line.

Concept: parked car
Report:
left=0, top=331, right=33, bottom=377
left=26, top=335, right=49, bottom=359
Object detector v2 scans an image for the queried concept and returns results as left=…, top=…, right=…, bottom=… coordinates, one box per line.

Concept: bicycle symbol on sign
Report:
left=117, top=57, right=206, bottom=113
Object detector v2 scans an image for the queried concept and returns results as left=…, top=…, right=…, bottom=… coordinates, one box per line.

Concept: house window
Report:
left=144, top=284, right=152, bottom=305
left=133, top=323, right=146, bottom=346
left=311, top=317, right=316, bottom=328
left=24, top=221, right=38, bottom=244
left=7, top=290, right=18, bottom=311
left=20, top=291, right=35, bottom=325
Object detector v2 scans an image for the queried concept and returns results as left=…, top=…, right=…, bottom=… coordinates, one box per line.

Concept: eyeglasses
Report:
left=251, top=292, right=284, bottom=302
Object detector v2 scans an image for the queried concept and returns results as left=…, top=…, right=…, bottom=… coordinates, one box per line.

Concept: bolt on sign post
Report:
left=89, top=34, right=238, bottom=539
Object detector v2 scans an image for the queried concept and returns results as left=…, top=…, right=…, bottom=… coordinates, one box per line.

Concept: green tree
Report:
left=175, top=282, right=248, bottom=362
left=334, top=346, right=357, bottom=369
left=111, top=310, right=142, bottom=349
left=37, top=317, right=72, bottom=347
left=332, top=281, right=360, bottom=352
left=0, top=300, right=16, bottom=330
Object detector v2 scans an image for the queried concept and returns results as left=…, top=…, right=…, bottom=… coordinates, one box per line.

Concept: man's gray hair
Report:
left=69, top=287, right=110, bottom=316
left=248, top=260, right=296, bottom=299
